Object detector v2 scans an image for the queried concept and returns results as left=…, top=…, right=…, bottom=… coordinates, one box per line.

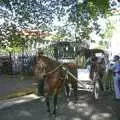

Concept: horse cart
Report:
left=33, top=45, right=109, bottom=115
left=61, top=48, right=108, bottom=100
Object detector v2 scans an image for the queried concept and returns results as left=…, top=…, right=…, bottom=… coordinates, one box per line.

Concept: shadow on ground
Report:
left=0, top=91, right=119, bottom=120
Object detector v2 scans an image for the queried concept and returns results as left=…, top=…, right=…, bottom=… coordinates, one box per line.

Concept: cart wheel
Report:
left=93, top=80, right=101, bottom=100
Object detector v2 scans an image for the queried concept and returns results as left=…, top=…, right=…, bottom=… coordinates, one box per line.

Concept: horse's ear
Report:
left=38, top=48, right=44, bottom=55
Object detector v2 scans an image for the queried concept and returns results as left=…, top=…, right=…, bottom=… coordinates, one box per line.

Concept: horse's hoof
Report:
left=66, top=98, right=70, bottom=102
left=52, top=112, right=56, bottom=117
left=47, top=111, right=52, bottom=117
left=49, top=113, right=52, bottom=117
left=47, top=109, right=50, bottom=113
left=52, top=113, right=56, bottom=118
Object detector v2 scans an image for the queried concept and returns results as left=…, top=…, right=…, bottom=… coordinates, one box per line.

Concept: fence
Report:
left=0, top=41, right=82, bottom=74
left=0, top=40, right=114, bottom=93
left=12, top=52, right=36, bottom=74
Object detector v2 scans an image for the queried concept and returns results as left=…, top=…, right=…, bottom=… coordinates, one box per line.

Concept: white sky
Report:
left=0, top=18, right=4, bottom=25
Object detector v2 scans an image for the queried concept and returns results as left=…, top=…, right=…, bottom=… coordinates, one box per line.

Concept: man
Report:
left=112, top=55, right=120, bottom=100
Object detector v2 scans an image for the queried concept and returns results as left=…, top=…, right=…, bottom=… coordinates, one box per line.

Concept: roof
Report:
left=16, top=29, right=51, bottom=38
left=90, top=49, right=105, bottom=54
left=77, top=48, right=106, bottom=58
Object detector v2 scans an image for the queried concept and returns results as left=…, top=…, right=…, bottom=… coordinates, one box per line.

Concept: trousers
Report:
left=113, top=74, right=120, bottom=99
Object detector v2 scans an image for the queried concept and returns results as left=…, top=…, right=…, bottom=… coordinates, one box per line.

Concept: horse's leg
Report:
left=98, top=78, right=104, bottom=91
left=72, top=81, right=78, bottom=101
left=46, top=96, right=50, bottom=113
left=98, top=72, right=104, bottom=91
left=65, top=84, right=70, bottom=101
left=53, top=94, right=58, bottom=116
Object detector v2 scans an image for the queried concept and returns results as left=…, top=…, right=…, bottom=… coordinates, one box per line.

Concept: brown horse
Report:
left=32, top=54, right=77, bottom=116
left=89, top=57, right=104, bottom=91
left=63, top=63, right=78, bottom=101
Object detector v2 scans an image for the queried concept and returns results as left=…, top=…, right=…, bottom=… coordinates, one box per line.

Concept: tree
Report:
left=69, top=0, right=111, bottom=44
left=99, top=19, right=115, bottom=49
left=0, top=0, right=111, bottom=49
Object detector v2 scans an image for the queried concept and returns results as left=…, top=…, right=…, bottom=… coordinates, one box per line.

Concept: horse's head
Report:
left=33, top=57, right=47, bottom=80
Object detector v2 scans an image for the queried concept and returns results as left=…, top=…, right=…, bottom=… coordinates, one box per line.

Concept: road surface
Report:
left=0, top=91, right=120, bottom=120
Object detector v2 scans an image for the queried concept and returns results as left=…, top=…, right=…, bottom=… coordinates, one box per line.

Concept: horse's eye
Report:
left=41, top=68, right=46, bottom=72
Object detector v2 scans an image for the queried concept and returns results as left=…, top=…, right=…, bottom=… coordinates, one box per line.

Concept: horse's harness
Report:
left=47, top=63, right=65, bottom=74
left=45, top=63, right=87, bottom=88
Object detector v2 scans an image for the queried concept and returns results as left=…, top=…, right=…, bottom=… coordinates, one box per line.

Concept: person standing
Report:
left=112, top=55, right=120, bottom=100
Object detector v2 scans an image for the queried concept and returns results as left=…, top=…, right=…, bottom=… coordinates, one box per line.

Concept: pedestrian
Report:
left=112, top=55, right=120, bottom=100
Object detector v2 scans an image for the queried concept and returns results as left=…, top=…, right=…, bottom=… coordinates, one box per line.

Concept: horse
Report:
left=32, top=54, right=77, bottom=116
left=63, top=63, right=78, bottom=101
left=89, top=56, right=104, bottom=91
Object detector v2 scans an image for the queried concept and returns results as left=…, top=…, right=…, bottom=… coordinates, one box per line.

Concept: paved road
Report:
left=0, top=75, right=34, bottom=98
left=0, top=91, right=119, bottom=120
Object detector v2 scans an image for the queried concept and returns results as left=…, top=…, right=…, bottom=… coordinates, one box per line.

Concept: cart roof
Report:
left=77, top=48, right=107, bottom=58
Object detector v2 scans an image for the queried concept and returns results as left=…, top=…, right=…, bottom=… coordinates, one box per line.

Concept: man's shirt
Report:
left=112, top=61, right=120, bottom=73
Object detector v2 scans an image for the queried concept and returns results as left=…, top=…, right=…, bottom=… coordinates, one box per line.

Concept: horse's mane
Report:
left=37, top=55, right=61, bottom=72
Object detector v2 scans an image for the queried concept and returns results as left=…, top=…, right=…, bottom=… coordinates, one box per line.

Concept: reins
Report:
left=62, top=66, right=87, bottom=88
left=48, top=63, right=87, bottom=89
left=47, top=63, right=65, bottom=74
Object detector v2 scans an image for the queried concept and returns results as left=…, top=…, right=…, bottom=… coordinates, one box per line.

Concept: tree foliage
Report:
left=72, top=0, right=110, bottom=42
left=0, top=0, right=110, bottom=27
left=0, top=22, right=28, bottom=52
left=0, top=0, right=111, bottom=50
left=99, top=20, right=115, bottom=49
